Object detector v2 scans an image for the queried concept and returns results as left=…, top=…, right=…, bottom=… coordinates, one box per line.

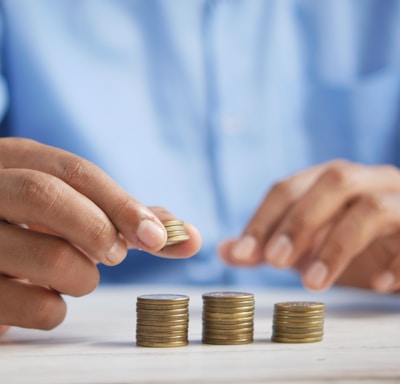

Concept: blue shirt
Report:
left=1, top=0, right=399, bottom=286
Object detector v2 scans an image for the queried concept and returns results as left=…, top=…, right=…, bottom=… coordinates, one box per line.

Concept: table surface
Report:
left=1, top=285, right=400, bottom=384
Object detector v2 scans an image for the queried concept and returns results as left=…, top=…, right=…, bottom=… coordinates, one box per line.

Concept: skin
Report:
left=220, top=160, right=400, bottom=294
left=0, top=138, right=201, bottom=335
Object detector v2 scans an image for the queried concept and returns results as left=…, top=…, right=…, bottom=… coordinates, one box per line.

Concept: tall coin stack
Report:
left=136, top=294, right=189, bottom=348
left=163, top=220, right=190, bottom=246
left=202, top=292, right=255, bottom=345
left=271, top=301, right=325, bottom=343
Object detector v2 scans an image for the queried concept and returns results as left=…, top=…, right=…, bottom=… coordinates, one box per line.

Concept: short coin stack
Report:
left=202, top=292, right=255, bottom=345
left=163, top=220, right=190, bottom=246
left=136, top=294, right=189, bottom=348
left=271, top=301, right=325, bottom=343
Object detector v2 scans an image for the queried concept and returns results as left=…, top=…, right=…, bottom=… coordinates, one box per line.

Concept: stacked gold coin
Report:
left=271, top=301, right=325, bottom=343
left=136, top=294, right=189, bottom=348
left=202, top=292, right=255, bottom=345
left=163, top=220, right=190, bottom=246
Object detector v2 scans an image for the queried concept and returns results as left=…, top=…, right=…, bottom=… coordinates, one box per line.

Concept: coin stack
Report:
left=136, top=294, right=189, bottom=348
left=202, top=292, right=255, bottom=345
left=163, top=220, right=190, bottom=246
left=271, top=301, right=325, bottom=343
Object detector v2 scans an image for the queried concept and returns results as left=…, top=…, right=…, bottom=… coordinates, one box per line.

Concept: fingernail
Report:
left=265, top=234, right=292, bottom=267
left=375, top=271, right=395, bottom=292
left=231, top=235, right=257, bottom=262
left=106, top=234, right=127, bottom=265
left=303, top=260, right=328, bottom=290
left=137, top=219, right=166, bottom=249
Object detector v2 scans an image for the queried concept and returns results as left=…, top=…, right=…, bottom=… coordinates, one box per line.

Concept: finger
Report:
left=0, top=277, right=66, bottom=330
left=0, top=221, right=99, bottom=296
left=0, top=325, right=10, bottom=335
left=0, top=138, right=167, bottom=253
left=302, top=192, right=400, bottom=291
left=144, top=207, right=202, bottom=259
left=264, top=162, right=400, bottom=268
left=372, top=257, right=400, bottom=293
left=0, top=168, right=128, bottom=265
left=224, top=164, right=327, bottom=265
left=218, top=238, right=263, bottom=266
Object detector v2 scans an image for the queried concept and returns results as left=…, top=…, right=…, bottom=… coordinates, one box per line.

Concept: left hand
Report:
left=219, top=160, right=400, bottom=293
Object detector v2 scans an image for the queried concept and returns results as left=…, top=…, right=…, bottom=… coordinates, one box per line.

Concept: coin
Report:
left=136, top=294, right=189, bottom=348
left=271, top=336, right=323, bottom=343
left=137, top=340, right=188, bottom=348
left=271, top=301, right=326, bottom=344
left=202, top=338, right=253, bottom=345
left=137, top=294, right=189, bottom=303
left=202, top=291, right=255, bottom=345
left=163, top=220, right=190, bottom=246
left=162, top=220, right=184, bottom=227
left=203, top=292, right=254, bottom=301
left=274, top=301, right=325, bottom=310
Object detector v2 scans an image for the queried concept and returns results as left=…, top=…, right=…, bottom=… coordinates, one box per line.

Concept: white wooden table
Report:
left=1, top=285, right=400, bottom=384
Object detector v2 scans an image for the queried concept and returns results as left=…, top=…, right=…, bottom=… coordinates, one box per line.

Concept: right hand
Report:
left=0, top=138, right=201, bottom=334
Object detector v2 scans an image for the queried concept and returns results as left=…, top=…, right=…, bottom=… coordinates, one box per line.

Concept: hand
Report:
left=219, top=160, right=400, bottom=293
left=0, top=138, right=201, bottom=333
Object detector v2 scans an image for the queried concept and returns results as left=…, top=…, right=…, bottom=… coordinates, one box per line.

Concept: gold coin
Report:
left=166, top=234, right=190, bottom=241
left=136, top=318, right=189, bottom=327
left=203, top=328, right=253, bottom=336
left=203, top=305, right=254, bottom=314
left=165, top=231, right=188, bottom=237
left=273, top=318, right=324, bottom=326
left=136, top=327, right=187, bottom=335
left=202, top=316, right=254, bottom=324
left=136, top=304, right=189, bottom=312
left=273, top=313, right=325, bottom=320
left=202, top=332, right=253, bottom=340
left=203, top=292, right=254, bottom=301
left=203, top=301, right=255, bottom=309
left=164, top=224, right=186, bottom=230
left=137, top=334, right=188, bottom=342
left=271, top=336, right=323, bottom=343
left=202, top=338, right=253, bottom=345
left=272, top=330, right=324, bottom=339
left=137, top=324, right=188, bottom=332
left=137, top=316, right=188, bottom=323
left=203, top=328, right=254, bottom=338
left=202, top=321, right=254, bottom=330
left=272, top=326, right=323, bottom=334
left=163, top=220, right=184, bottom=227
left=137, top=294, right=189, bottom=303
left=274, top=302, right=325, bottom=311
left=137, top=340, right=188, bottom=348
left=164, top=226, right=186, bottom=231
left=274, top=312, right=325, bottom=319
left=203, top=310, right=254, bottom=318
left=137, top=307, right=188, bottom=315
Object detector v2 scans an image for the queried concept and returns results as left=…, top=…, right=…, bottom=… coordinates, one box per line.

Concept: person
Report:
left=1, top=1, right=400, bottom=334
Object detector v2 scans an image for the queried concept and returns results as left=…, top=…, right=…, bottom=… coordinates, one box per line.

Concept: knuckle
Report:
left=357, top=193, right=385, bottom=215
left=85, top=215, right=113, bottom=244
left=46, top=240, right=100, bottom=296
left=270, top=180, right=296, bottom=201
left=18, top=174, right=64, bottom=212
left=320, top=161, right=354, bottom=189
left=289, top=211, right=314, bottom=233
left=35, top=292, right=66, bottom=330
left=109, top=197, right=137, bottom=222
left=58, top=157, right=97, bottom=188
